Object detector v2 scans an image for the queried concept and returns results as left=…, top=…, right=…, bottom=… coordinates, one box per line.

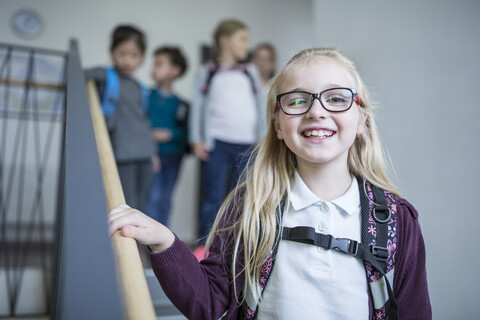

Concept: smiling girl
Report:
left=109, top=47, right=431, bottom=320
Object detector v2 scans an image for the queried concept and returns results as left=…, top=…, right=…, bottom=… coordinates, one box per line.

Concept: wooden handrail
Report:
left=86, top=80, right=156, bottom=320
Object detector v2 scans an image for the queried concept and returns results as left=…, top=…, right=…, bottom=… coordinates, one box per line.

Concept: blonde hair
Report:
left=211, top=19, right=248, bottom=62
left=206, top=47, right=399, bottom=305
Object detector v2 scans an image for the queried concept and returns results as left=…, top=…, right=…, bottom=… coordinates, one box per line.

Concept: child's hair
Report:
left=154, top=46, right=188, bottom=76
left=206, top=47, right=399, bottom=305
left=210, top=19, right=248, bottom=62
left=110, top=25, right=146, bottom=55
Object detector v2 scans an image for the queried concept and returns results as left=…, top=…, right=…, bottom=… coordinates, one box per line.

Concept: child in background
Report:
left=109, top=47, right=431, bottom=319
left=146, top=46, right=189, bottom=226
left=85, top=25, right=155, bottom=211
left=251, top=43, right=277, bottom=131
left=189, top=19, right=264, bottom=257
left=251, top=43, right=277, bottom=87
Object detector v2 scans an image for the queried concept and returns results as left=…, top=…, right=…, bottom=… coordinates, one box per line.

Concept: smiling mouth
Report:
left=302, top=129, right=335, bottom=139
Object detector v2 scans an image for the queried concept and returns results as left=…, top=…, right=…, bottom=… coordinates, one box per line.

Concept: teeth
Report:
left=303, top=129, right=333, bottom=138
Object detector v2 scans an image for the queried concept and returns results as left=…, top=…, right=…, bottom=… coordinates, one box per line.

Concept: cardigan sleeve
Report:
left=393, top=198, right=432, bottom=319
left=149, top=193, right=244, bottom=320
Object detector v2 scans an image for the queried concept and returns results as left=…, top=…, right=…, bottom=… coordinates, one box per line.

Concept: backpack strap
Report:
left=241, top=182, right=399, bottom=320
left=281, top=225, right=398, bottom=320
left=201, top=61, right=258, bottom=95
left=201, top=61, right=219, bottom=95
left=359, top=179, right=398, bottom=320
left=140, top=84, right=150, bottom=113
left=102, top=67, right=120, bottom=117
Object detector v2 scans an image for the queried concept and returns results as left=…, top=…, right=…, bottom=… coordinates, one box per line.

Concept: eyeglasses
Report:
left=276, top=87, right=361, bottom=115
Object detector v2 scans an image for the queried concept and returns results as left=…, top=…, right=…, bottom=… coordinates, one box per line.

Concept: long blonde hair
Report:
left=206, top=47, right=398, bottom=304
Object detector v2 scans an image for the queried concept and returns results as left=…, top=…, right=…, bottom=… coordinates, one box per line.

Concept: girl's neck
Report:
left=297, top=159, right=352, bottom=202
left=218, top=51, right=238, bottom=68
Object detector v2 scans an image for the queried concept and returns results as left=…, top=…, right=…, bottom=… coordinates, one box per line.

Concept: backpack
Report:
left=241, top=179, right=398, bottom=320
left=101, top=67, right=150, bottom=117
left=201, top=61, right=258, bottom=96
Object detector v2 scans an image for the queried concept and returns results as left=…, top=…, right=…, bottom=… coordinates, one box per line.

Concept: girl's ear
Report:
left=356, top=109, right=368, bottom=135
left=274, top=115, right=284, bottom=140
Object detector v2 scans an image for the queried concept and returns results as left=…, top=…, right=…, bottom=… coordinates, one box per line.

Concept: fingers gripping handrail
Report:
left=86, top=80, right=156, bottom=320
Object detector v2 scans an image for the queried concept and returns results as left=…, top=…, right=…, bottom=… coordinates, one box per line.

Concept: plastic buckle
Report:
left=370, top=245, right=389, bottom=262
left=329, top=237, right=359, bottom=256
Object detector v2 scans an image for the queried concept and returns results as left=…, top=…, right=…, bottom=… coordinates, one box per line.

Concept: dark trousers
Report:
left=117, top=159, right=152, bottom=212
left=198, top=140, right=252, bottom=242
left=146, top=152, right=183, bottom=226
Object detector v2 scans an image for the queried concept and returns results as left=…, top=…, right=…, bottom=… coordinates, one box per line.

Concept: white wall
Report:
left=312, top=0, right=480, bottom=318
left=0, top=0, right=314, bottom=240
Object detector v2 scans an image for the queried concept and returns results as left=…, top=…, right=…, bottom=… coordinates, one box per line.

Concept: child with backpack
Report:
left=145, top=46, right=189, bottom=226
left=108, top=47, right=431, bottom=319
left=189, top=19, right=264, bottom=257
left=85, top=25, right=155, bottom=211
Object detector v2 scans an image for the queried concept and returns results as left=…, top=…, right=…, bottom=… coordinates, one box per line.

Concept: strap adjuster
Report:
left=370, top=245, right=389, bottom=262
left=328, top=237, right=359, bottom=256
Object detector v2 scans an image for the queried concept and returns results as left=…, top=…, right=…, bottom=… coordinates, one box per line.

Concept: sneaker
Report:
left=193, top=245, right=209, bottom=261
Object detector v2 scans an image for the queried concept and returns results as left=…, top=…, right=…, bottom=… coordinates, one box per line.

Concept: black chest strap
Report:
left=281, top=226, right=398, bottom=320
left=280, top=182, right=398, bottom=320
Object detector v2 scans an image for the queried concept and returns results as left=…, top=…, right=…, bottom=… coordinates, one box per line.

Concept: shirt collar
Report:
left=156, top=87, right=175, bottom=98
left=290, top=171, right=359, bottom=216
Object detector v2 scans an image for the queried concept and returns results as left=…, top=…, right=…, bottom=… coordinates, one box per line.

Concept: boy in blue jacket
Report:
left=146, top=46, right=189, bottom=226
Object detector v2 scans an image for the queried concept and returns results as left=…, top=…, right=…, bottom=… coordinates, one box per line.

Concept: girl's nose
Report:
left=305, top=99, right=328, bottom=119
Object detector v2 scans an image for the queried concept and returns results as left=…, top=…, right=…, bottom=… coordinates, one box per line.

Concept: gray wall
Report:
left=1, top=0, right=479, bottom=318
left=312, top=0, right=480, bottom=318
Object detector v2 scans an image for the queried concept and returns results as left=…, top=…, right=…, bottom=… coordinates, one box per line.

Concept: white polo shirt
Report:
left=257, top=172, right=369, bottom=320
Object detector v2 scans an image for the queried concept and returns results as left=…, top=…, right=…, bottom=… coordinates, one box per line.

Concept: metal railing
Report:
left=1, top=39, right=156, bottom=319
left=0, top=42, right=66, bottom=318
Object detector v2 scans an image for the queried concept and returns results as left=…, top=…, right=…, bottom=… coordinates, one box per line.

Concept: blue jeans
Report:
left=198, top=140, right=252, bottom=242
left=146, top=152, right=183, bottom=226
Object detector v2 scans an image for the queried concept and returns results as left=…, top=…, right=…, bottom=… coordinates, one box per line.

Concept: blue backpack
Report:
left=101, top=67, right=150, bottom=117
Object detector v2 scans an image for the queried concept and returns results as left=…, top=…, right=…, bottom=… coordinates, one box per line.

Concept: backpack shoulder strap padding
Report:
left=101, top=67, right=120, bottom=117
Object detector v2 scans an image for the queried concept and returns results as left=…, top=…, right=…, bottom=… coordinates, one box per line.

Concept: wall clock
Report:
left=11, top=9, right=44, bottom=39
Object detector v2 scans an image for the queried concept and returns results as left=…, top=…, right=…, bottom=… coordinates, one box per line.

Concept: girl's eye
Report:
left=287, top=98, right=308, bottom=107
left=325, top=95, right=348, bottom=104
left=282, top=93, right=310, bottom=107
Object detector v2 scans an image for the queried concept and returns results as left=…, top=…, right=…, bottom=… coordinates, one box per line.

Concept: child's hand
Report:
left=108, top=204, right=175, bottom=253
left=152, top=129, right=172, bottom=143
left=193, top=142, right=209, bottom=161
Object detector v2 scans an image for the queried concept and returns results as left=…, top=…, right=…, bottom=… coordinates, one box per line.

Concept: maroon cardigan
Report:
left=149, top=195, right=432, bottom=319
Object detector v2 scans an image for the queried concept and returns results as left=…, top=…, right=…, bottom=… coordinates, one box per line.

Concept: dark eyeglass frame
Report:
left=276, top=87, right=360, bottom=115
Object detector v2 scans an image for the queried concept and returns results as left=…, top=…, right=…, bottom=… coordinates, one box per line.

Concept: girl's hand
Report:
left=108, top=204, right=174, bottom=253
left=193, top=142, right=209, bottom=161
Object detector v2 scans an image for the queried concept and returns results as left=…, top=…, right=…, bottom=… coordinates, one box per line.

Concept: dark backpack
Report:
left=241, top=179, right=398, bottom=320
